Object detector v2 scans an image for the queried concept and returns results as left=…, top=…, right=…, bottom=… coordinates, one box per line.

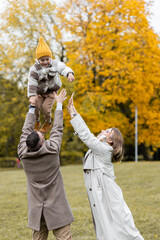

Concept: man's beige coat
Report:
left=18, top=110, right=74, bottom=231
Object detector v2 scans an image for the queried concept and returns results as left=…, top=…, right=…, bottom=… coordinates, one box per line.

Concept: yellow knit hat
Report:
left=36, top=37, right=52, bottom=59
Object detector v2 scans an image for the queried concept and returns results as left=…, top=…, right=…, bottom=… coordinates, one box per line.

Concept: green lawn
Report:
left=0, top=162, right=160, bottom=240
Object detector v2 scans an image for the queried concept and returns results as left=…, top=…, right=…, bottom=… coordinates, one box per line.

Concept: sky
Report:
left=0, top=0, right=160, bottom=35
left=148, top=0, right=160, bottom=34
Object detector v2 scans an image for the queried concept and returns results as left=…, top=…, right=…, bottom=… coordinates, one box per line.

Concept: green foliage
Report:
left=0, top=157, right=17, bottom=162
left=60, top=150, right=83, bottom=165
left=60, top=130, right=87, bottom=165
left=0, top=76, right=28, bottom=156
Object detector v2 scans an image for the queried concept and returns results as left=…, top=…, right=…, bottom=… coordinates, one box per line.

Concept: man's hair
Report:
left=26, top=131, right=40, bottom=151
left=109, top=128, right=124, bottom=162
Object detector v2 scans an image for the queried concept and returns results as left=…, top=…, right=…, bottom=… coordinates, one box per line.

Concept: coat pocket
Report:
left=96, top=175, right=103, bottom=190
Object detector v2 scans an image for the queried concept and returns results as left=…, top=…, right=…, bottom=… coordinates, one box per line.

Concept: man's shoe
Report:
left=39, top=122, right=52, bottom=134
left=34, top=121, right=41, bottom=131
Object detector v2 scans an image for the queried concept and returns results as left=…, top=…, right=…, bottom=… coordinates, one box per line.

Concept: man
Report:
left=18, top=89, right=74, bottom=240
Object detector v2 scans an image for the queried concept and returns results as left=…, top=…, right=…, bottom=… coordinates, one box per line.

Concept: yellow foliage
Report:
left=57, top=0, right=160, bottom=147
left=0, top=0, right=160, bottom=157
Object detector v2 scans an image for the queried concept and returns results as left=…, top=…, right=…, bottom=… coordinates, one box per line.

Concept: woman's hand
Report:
left=67, top=93, right=78, bottom=118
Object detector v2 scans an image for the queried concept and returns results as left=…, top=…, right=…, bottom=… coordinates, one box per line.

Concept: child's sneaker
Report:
left=34, top=121, right=41, bottom=131
left=39, top=122, right=52, bottom=134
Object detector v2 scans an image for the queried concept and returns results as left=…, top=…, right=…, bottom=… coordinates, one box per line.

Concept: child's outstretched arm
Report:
left=50, top=60, right=75, bottom=82
left=28, top=65, right=39, bottom=104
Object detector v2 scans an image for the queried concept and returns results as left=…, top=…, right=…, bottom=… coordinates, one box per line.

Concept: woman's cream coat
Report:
left=70, top=114, right=144, bottom=240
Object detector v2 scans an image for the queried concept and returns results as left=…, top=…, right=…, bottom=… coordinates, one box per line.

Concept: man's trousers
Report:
left=32, top=214, right=72, bottom=240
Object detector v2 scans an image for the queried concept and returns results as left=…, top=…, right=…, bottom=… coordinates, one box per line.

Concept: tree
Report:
left=0, top=0, right=68, bottom=156
left=56, top=0, right=160, bottom=159
left=0, top=0, right=80, bottom=158
left=0, top=0, right=160, bottom=160
left=0, top=75, right=27, bottom=156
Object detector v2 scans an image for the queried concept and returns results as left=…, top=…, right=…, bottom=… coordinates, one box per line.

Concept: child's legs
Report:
left=35, top=95, right=44, bottom=121
left=42, top=92, right=55, bottom=123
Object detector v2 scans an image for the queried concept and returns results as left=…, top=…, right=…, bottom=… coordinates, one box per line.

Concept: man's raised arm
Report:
left=48, top=89, right=67, bottom=152
left=17, top=105, right=36, bottom=158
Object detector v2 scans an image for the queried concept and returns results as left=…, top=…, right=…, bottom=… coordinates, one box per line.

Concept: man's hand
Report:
left=67, top=93, right=78, bottom=118
left=29, top=95, right=41, bottom=106
left=53, top=89, right=67, bottom=103
left=67, top=73, right=75, bottom=82
left=29, top=96, right=37, bottom=106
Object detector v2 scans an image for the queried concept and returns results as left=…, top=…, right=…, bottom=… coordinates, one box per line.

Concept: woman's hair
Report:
left=109, top=128, right=124, bottom=162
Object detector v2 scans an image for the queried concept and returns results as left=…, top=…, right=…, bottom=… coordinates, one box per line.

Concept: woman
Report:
left=67, top=94, right=144, bottom=240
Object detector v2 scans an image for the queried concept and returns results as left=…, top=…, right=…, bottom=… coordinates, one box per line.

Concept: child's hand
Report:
left=53, top=89, right=67, bottom=103
left=29, top=96, right=36, bottom=106
left=67, top=73, right=75, bottom=82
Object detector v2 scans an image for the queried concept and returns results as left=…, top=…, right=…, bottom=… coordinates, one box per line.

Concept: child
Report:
left=67, top=94, right=144, bottom=240
left=28, top=36, right=74, bottom=133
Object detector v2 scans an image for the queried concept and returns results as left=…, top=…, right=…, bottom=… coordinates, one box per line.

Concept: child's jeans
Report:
left=35, top=92, right=55, bottom=123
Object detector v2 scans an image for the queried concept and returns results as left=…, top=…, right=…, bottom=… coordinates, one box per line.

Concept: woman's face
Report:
left=97, top=128, right=113, bottom=140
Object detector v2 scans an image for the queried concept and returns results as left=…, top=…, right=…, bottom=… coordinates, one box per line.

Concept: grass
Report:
left=0, top=162, right=160, bottom=240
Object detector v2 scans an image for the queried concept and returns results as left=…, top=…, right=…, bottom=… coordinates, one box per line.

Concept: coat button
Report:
left=93, top=204, right=96, bottom=207
left=87, top=172, right=89, bottom=174
left=89, top=188, right=92, bottom=191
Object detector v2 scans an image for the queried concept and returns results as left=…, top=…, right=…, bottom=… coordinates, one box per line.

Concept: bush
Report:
left=0, top=157, right=17, bottom=168
left=60, top=151, right=84, bottom=165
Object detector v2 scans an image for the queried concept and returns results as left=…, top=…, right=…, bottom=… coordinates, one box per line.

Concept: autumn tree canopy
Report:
left=57, top=0, right=160, bottom=150
left=0, top=0, right=160, bottom=160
